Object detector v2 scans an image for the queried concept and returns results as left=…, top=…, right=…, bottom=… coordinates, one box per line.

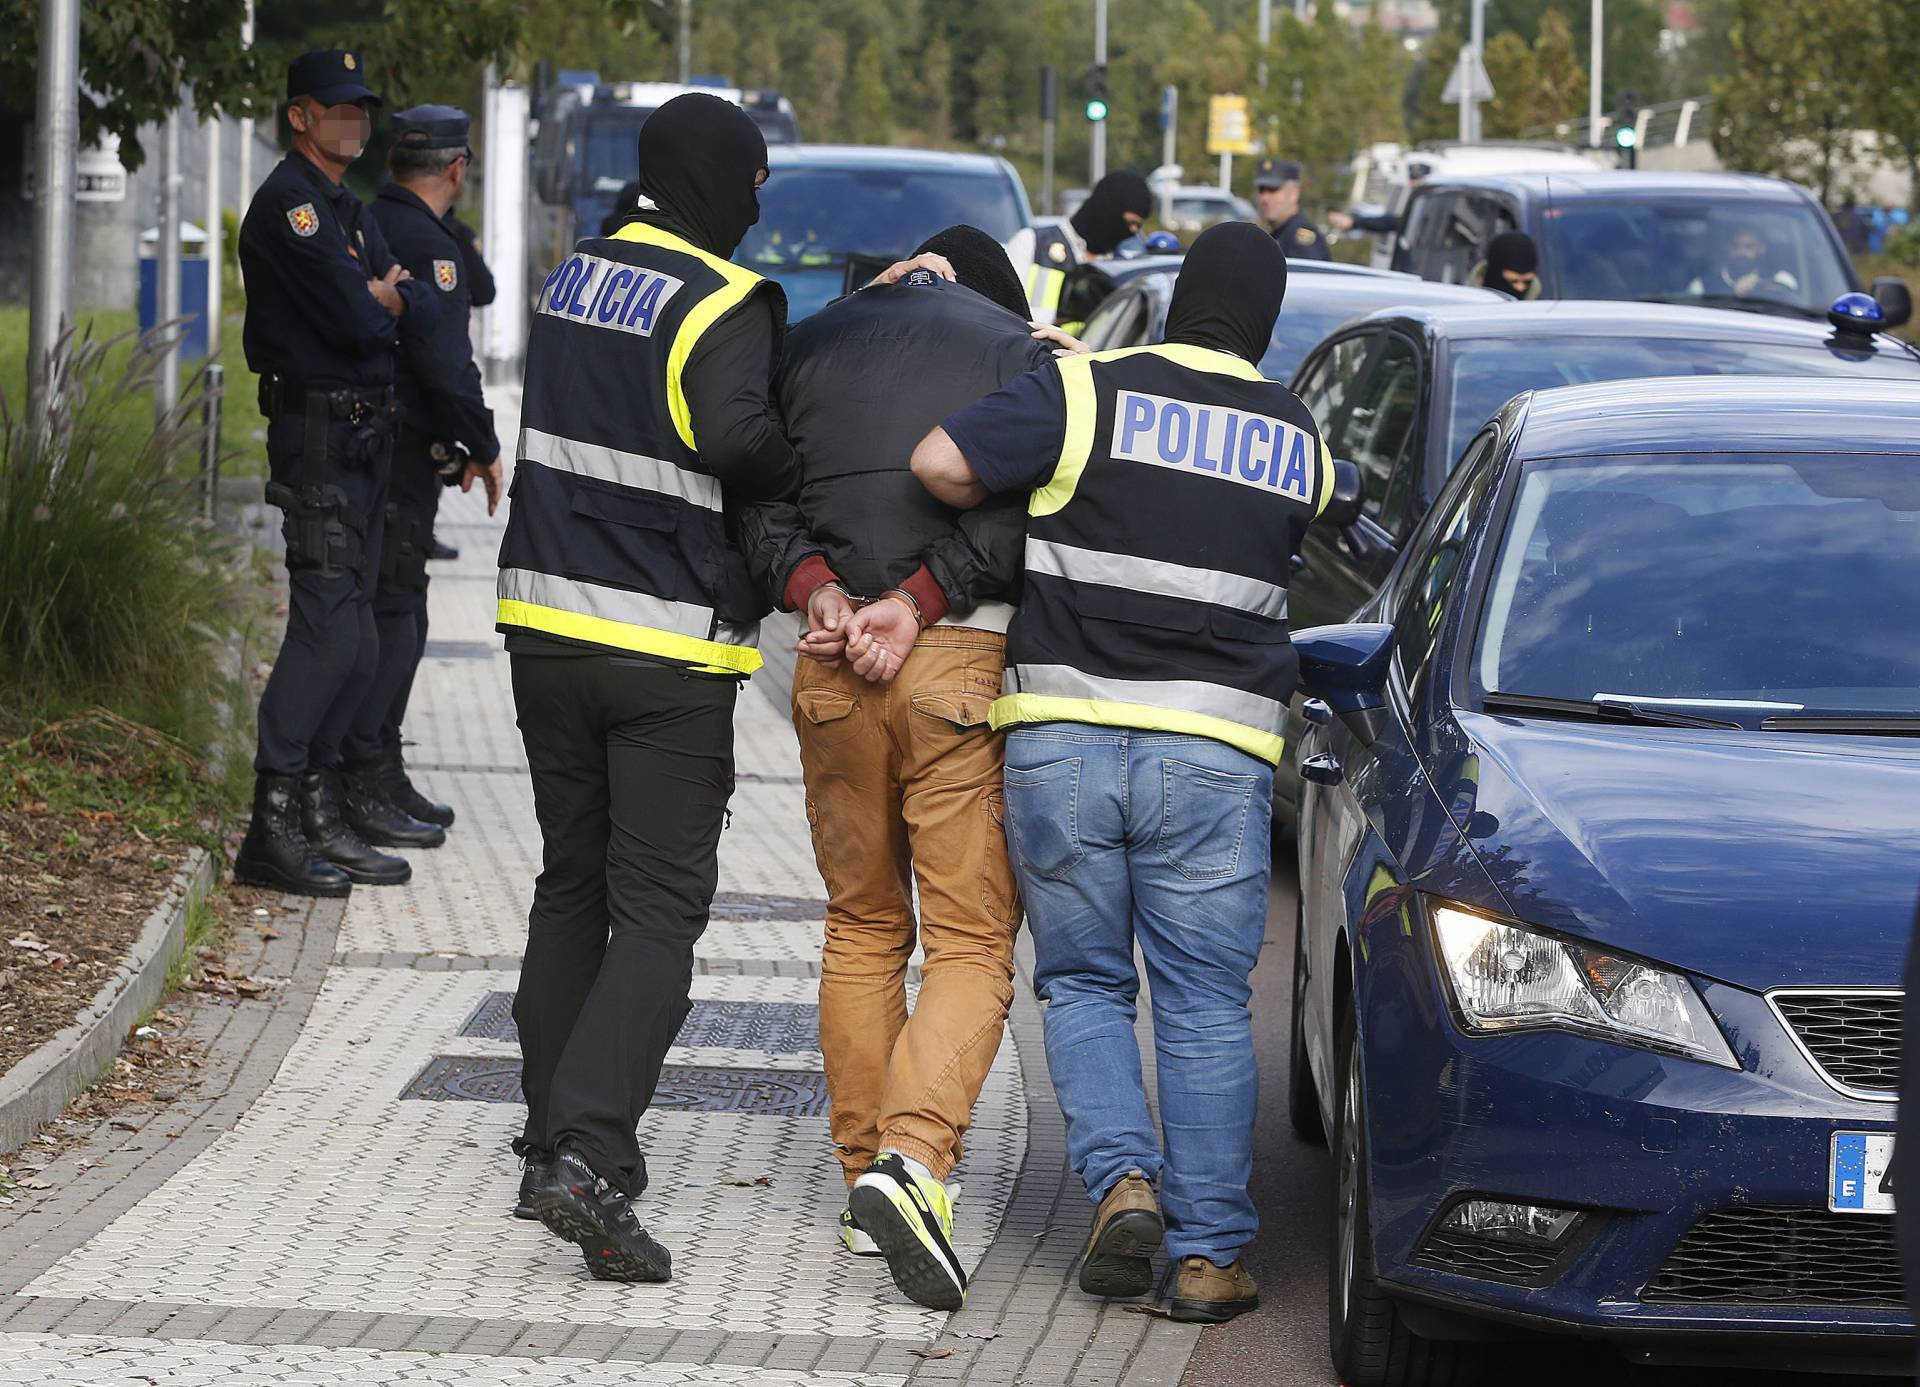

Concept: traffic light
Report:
left=1085, top=64, right=1109, bottom=123
left=1613, top=89, right=1639, bottom=169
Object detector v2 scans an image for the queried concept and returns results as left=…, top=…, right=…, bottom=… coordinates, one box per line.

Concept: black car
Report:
left=1074, top=261, right=1497, bottom=388
left=1275, top=297, right=1920, bottom=817
left=1388, top=170, right=1912, bottom=327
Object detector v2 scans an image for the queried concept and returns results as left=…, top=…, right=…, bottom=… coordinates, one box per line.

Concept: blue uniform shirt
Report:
left=942, top=362, right=1069, bottom=495
left=239, top=151, right=427, bottom=389
left=370, top=182, right=499, bottom=461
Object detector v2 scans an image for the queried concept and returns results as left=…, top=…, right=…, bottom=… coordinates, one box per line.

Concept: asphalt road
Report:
left=1179, top=864, right=1897, bottom=1387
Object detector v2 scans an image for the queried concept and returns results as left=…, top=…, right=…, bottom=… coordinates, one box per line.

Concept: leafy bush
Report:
left=1881, top=223, right=1920, bottom=268
left=0, top=322, right=246, bottom=747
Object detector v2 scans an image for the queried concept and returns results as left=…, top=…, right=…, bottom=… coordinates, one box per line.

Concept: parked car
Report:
left=1356, top=142, right=1607, bottom=266
left=1072, top=261, right=1496, bottom=388
left=1158, top=184, right=1258, bottom=232
left=1274, top=298, right=1920, bottom=818
left=737, top=145, right=1033, bottom=320
left=1386, top=170, right=1913, bottom=328
left=1289, top=375, right=1920, bottom=1384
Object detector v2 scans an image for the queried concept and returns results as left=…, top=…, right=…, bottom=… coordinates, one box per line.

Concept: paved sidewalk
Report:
left=0, top=391, right=1203, bottom=1385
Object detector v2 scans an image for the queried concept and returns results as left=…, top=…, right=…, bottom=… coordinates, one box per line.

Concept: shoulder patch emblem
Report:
left=1295, top=225, right=1318, bottom=246
left=433, top=258, right=458, bottom=291
left=287, top=203, right=319, bottom=237
left=344, top=53, right=357, bottom=70
left=1047, top=239, right=1069, bottom=264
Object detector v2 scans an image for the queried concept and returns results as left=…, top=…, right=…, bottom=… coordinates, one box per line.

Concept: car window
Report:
left=1340, top=336, right=1421, bottom=535
left=740, top=166, right=1026, bottom=265
left=1078, top=287, right=1149, bottom=351
left=1433, top=195, right=1495, bottom=284
left=1399, top=192, right=1449, bottom=277
left=1394, top=428, right=1500, bottom=700
left=1293, top=334, right=1373, bottom=452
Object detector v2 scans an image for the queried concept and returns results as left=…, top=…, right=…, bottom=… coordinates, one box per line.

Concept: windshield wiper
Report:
left=1759, top=714, right=1920, bottom=736
left=1481, top=691, right=1742, bottom=729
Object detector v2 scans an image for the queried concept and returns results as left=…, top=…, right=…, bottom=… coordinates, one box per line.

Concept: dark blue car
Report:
left=1288, top=376, right=1920, bottom=1382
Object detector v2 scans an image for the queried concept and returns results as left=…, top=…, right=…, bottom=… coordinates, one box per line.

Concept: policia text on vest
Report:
left=496, top=221, right=781, bottom=674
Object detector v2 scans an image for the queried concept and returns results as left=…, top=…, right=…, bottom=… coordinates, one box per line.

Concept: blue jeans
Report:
left=1004, top=723, right=1273, bottom=1266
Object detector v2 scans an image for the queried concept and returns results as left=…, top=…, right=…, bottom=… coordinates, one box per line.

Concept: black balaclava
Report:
left=635, top=93, right=768, bottom=258
left=1484, top=231, right=1539, bottom=297
left=1070, top=171, right=1154, bottom=255
left=912, top=224, right=1031, bottom=319
left=1164, top=221, right=1288, bottom=364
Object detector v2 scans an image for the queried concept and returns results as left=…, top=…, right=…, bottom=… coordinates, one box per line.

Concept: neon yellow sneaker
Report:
left=848, top=1153, right=966, bottom=1309
left=838, top=1203, right=881, bottom=1256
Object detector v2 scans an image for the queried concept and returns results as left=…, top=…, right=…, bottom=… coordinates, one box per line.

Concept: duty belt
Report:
left=257, top=373, right=397, bottom=425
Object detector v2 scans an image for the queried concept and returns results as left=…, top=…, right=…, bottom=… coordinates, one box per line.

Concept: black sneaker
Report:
left=514, top=1153, right=553, bottom=1220
left=534, top=1147, right=672, bottom=1282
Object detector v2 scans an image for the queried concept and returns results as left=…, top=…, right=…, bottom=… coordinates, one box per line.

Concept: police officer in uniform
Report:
left=502, top=93, right=801, bottom=1279
left=232, top=49, right=431, bottom=898
left=913, top=221, right=1339, bottom=1324
left=1254, top=158, right=1331, bottom=262
left=349, top=104, right=504, bottom=835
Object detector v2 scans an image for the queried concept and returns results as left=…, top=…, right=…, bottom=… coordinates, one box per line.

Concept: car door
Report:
left=1076, top=283, right=1152, bottom=351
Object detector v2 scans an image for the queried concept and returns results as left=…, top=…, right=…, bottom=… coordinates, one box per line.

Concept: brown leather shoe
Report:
left=1169, top=1255, right=1259, bottom=1323
left=1078, top=1169, right=1164, bottom=1298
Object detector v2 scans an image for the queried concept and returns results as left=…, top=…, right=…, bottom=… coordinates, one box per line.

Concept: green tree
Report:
left=1481, top=31, right=1539, bottom=138
left=920, top=34, right=954, bottom=145
left=695, top=14, right=743, bottom=82
left=849, top=35, right=892, bottom=143
left=1411, top=29, right=1465, bottom=144
left=1863, top=0, right=1920, bottom=212
left=971, top=46, right=1011, bottom=147
left=1529, top=8, right=1588, bottom=133
left=740, top=25, right=782, bottom=90
left=1713, top=0, right=1876, bottom=203
left=803, top=30, right=849, bottom=141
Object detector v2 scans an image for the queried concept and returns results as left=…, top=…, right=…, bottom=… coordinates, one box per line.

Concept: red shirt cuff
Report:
left=897, top=565, right=951, bottom=627
left=783, top=555, right=840, bottom=613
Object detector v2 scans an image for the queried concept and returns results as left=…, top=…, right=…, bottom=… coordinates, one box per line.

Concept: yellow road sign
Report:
left=1206, top=94, right=1254, bottom=156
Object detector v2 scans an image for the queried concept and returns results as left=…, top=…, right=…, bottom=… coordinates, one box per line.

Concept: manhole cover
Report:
left=421, top=640, right=496, bottom=660
left=399, top=1058, right=828, bottom=1114
left=457, top=993, right=819, bottom=1052
left=709, top=892, right=826, bottom=921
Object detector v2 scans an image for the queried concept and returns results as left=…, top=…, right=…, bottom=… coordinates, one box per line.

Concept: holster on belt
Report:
left=261, top=384, right=374, bottom=579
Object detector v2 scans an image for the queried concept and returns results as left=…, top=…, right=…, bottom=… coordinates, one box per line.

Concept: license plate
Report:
left=1829, top=1132, right=1895, bottom=1214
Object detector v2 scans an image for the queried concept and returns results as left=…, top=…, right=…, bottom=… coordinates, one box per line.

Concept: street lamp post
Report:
left=1590, top=0, right=1604, bottom=148
left=1091, top=0, right=1108, bottom=185
left=678, top=0, right=692, bottom=86
left=156, top=104, right=182, bottom=423
left=1467, top=0, right=1486, bottom=144
left=26, top=0, right=80, bottom=445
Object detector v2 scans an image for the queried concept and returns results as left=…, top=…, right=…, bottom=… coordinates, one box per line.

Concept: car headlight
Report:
left=1430, top=904, right=1736, bottom=1068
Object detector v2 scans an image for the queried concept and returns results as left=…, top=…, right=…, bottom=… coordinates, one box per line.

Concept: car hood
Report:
left=1441, top=713, right=1920, bottom=991
left=752, top=262, right=844, bottom=322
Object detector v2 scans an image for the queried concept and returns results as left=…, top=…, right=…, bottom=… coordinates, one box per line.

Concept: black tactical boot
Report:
left=534, top=1146, right=672, bottom=1282
left=381, top=744, right=454, bottom=828
left=341, top=757, right=445, bottom=848
left=429, top=537, right=459, bottom=561
left=233, top=773, right=352, bottom=898
left=515, top=1152, right=553, bottom=1220
left=299, top=770, right=411, bottom=885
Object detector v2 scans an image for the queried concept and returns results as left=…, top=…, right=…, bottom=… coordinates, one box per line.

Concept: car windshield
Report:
left=583, top=109, right=654, bottom=194
left=1443, top=336, right=1919, bottom=467
left=738, top=166, right=1025, bottom=267
left=1474, top=454, right=1920, bottom=720
left=1541, top=199, right=1852, bottom=319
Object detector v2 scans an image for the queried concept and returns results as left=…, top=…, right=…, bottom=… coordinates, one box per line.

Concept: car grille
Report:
left=1644, top=1206, right=1902, bottom=1309
left=1413, top=1228, right=1562, bottom=1286
left=1772, top=990, right=1901, bottom=1096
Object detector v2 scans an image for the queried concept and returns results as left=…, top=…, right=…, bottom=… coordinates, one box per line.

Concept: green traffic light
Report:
left=1086, top=98, right=1109, bottom=122
left=1615, top=125, right=1638, bottom=149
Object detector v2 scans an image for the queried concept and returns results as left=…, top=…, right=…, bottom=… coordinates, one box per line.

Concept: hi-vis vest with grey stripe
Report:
left=992, top=343, right=1333, bottom=764
left=496, top=223, right=781, bottom=673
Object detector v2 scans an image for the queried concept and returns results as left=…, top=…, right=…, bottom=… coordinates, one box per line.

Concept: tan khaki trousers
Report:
left=792, top=626, right=1019, bottom=1184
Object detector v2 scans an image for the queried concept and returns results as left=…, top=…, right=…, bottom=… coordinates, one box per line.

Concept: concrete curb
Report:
left=0, top=847, right=215, bottom=1157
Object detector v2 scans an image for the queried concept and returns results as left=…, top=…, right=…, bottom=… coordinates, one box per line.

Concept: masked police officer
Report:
left=233, top=49, right=431, bottom=898
left=913, top=221, right=1340, bottom=1324
left=1255, top=158, right=1331, bottom=262
left=347, top=104, right=503, bottom=837
left=501, top=93, right=801, bottom=1280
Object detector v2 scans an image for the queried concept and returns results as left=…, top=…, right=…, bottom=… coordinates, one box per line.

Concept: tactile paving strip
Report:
left=710, top=892, right=827, bottom=921
left=420, top=639, right=497, bottom=659
left=458, top=993, right=820, bottom=1053
left=400, top=1057, right=831, bottom=1116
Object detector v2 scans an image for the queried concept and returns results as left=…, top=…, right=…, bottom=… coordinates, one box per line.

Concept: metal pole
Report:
left=1457, top=46, right=1472, bottom=145
left=1161, top=85, right=1177, bottom=225
left=1219, top=151, right=1231, bottom=193
left=1257, top=0, right=1271, bottom=90
left=157, top=104, right=182, bottom=422
left=201, top=362, right=223, bottom=522
left=1589, top=0, right=1604, bottom=148
left=1091, top=0, right=1107, bottom=186
left=26, top=0, right=81, bottom=444
left=1467, top=0, right=1485, bottom=144
left=204, top=116, right=222, bottom=357
left=237, top=0, right=255, bottom=205
left=678, top=0, right=692, bottom=85
left=1042, top=115, right=1057, bottom=215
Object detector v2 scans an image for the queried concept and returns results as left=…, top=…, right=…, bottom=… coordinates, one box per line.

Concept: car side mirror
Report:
left=1320, top=459, right=1364, bottom=530
left=1872, top=276, right=1913, bottom=330
left=1292, top=621, right=1394, bottom=745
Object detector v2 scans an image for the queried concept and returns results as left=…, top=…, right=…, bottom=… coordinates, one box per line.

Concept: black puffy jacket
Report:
left=741, top=278, right=1055, bottom=614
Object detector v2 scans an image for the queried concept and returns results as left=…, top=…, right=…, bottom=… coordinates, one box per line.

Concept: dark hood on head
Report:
left=1071, top=171, right=1153, bottom=254
left=636, top=93, right=768, bottom=258
left=1165, top=220, right=1288, bottom=364
left=913, top=224, right=1030, bottom=319
left=1443, top=714, right=1920, bottom=990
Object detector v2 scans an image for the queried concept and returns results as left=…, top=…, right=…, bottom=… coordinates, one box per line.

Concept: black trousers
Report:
left=344, top=438, right=440, bottom=763
left=510, top=652, right=738, bottom=1195
left=255, top=416, right=390, bottom=776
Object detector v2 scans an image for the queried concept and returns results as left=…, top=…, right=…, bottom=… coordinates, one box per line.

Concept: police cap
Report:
left=392, top=104, right=472, bottom=153
left=287, top=49, right=381, bottom=107
left=1253, top=158, right=1303, bottom=190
